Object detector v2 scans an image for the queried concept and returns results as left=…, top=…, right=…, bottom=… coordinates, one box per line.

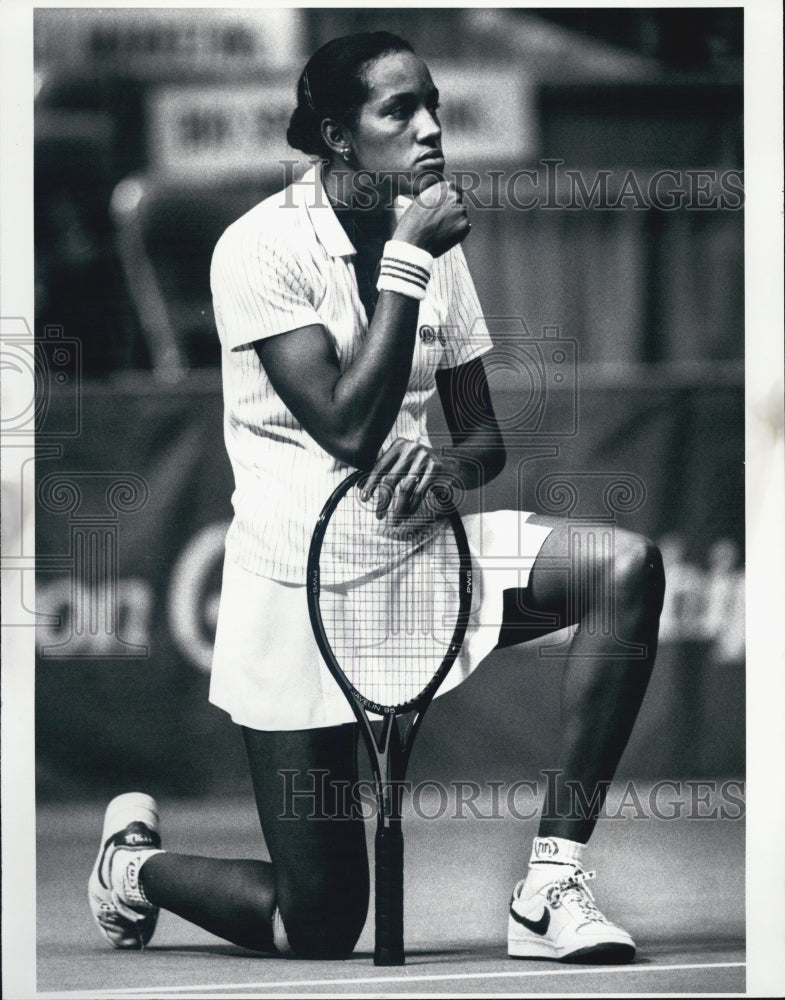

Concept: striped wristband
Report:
left=376, top=240, right=434, bottom=301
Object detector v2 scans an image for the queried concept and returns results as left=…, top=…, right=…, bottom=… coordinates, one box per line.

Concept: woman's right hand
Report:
left=393, top=181, right=471, bottom=258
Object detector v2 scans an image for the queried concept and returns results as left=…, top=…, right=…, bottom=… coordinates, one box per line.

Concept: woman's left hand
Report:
left=360, top=438, right=455, bottom=522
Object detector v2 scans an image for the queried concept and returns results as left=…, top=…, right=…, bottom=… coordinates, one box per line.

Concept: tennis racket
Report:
left=307, top=468, right=472, bottom=966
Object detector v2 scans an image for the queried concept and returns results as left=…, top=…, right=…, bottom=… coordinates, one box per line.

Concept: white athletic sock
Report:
left=529, top=836, right=586, bottom=868
left=523, top=837, right=586, bottom=894
left=110, top=847, right=164, bottom=911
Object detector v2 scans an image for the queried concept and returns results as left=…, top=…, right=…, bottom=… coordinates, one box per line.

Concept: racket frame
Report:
left=307, top=469, right=473, bottom=966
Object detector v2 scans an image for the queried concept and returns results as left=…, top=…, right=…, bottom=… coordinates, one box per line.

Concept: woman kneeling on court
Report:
left=89, top=32, right=665, bottom=963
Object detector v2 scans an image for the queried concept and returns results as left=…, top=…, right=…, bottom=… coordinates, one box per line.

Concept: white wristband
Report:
left=376, top=240, right=434, bottom=301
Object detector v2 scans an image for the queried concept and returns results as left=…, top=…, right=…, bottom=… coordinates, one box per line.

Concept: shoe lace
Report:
left=97, top=902, right=148, bottom=948
left=97, top=902, right=124, bottom=926
left=544, top=869, right=606, bottom=923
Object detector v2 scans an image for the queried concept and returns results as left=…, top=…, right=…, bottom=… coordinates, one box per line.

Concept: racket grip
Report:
left=374, top=824, right=405, bottom=966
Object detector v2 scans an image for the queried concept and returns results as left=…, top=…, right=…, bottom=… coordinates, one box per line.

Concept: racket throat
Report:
left=378, top=781, right=405, bottom=825
left=375, top=714, right=407, bottom=823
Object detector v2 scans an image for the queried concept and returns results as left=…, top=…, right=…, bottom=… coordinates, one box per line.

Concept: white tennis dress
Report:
left=209, top=164, right=552, bottom=730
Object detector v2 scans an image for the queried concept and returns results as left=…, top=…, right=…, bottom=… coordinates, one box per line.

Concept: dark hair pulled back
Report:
left=287, top=31, right=415, bottom=157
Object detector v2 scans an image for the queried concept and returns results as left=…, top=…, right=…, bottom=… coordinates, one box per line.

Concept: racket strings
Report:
left=318, top=488, right=463, bottom=708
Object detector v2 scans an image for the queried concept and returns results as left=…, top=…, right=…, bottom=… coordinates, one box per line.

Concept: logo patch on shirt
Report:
left=419, top=325, right=447, bottom=346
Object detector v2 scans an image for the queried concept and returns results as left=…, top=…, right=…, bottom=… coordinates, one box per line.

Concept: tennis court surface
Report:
left=36, top=788, right=743, bottom=996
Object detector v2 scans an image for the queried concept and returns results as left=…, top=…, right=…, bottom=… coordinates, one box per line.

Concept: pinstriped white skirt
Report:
left=209, top=510, right=553, bottom=731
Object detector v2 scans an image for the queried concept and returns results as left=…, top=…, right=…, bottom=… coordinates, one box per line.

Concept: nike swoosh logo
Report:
left=510, top=906, right=550, bottom=935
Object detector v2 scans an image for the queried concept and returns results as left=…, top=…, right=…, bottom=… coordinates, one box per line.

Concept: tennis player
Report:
left=89, top=32, right=665, bottom=963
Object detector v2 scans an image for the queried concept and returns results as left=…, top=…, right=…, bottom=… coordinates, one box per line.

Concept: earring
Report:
left=342, top=147, right=351, bottom=162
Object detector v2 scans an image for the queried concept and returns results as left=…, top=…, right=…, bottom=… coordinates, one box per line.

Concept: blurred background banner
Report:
left=147, top=63, right=536, bottom=180
left=33, top=7, right=744, bottom=799
left=148, top=83, right=299, bottom=178
left=34, top=8, right=305, bottom=77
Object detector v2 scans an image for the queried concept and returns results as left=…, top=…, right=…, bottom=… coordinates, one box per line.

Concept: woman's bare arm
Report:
left=254, top=180, right=469, bottom=468
left=254, top=291, right=420, bottom=469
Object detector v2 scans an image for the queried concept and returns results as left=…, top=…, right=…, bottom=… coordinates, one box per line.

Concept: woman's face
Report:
left=348, top=50, right=444, bottom=194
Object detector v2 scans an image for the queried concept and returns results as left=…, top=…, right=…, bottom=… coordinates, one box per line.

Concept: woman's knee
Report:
left=274, top=834, right=370, bottom=958
left=612, top=532, right=665, bottom=614
left=279, top=888, right=368, bottom=958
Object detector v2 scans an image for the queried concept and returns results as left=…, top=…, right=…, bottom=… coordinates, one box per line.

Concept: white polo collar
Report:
left=296, top=163, right=412, bottom=259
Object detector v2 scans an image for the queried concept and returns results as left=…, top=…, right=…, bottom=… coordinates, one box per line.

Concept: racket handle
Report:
left=374, top=824, right=405, bottom=966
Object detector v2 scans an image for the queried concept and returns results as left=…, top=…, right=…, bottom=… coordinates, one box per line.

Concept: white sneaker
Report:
left=88, top=792, right=164, bottom=949
left=508, top=868, right=635, bottom=963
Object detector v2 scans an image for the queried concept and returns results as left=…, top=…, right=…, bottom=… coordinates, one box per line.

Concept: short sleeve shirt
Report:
left=211, top=164, right=494, bottom=584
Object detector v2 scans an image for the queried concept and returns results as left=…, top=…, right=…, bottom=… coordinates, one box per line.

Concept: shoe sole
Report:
left=560, top=942, right=635, bottom=964
left=508, top=939, right=635, bottom=964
